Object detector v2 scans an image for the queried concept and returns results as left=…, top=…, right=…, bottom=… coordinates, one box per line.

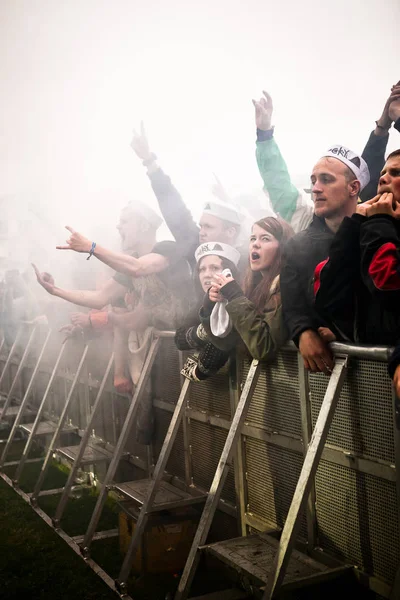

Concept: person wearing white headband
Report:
left=198, top=217, right=294, bottom=362
left=33, top=198, right=192, bottom=407
left=130, top=123, right=248, bottom=273
left=281, top=143, right=372, bottom=375
left=174, top=241, right=241, bottom=382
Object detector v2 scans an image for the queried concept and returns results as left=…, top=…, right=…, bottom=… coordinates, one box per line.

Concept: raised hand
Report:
left=389, top=88, right=400, bottom=122
left=211, top=173, right=231, bottom=203
left=130, top=121, right=152, bottom=161
left=32, top=264, right=55, bottom=295
left=56, top=226, right=92, bottom=253
left=252, top=90, right=273, bottom=131
left=376, top=81, right=400, bottom=130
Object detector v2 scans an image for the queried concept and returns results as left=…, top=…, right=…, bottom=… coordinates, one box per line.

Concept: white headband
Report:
left=202, top=199, right=244, bottom=226
left=322, top=145, right=370, bottom=191
left=122, top=201, right=163, bottom=230
left=195, top=242, right=241, bottom=266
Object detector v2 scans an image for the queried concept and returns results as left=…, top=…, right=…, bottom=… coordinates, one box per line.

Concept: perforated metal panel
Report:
left=190, top=420, right=236, bottom=504
left=243, top=349, right=302, bottom=438
left=153, top=406, right=186, bottom=480
left=315, top=460, right=399, bottom=583
left=245, top=437, right=307, bottom=539
left=309, top=359, right=394, bottom=463
left=152, top=338, right=181, bottom=403
left=189, top=370, right=232, bottom=420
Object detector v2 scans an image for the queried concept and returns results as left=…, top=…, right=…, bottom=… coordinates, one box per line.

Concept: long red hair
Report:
left=243, top=216, right=294, bottom=313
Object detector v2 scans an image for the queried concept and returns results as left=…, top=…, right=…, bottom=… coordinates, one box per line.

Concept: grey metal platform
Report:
left=113, top=478, right=206, bottom=512
left=56, top=443, right=114, bottom=464
left=0, top=406, right=36, bottom=419
left=205, top=533, right=352, bottom=591
left=20, top=421, right=78, bottom=436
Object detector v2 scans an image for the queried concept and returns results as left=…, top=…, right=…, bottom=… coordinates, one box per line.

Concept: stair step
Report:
left=0, top=406, right=36, bottom=419
left=19, top=421, right=78, bottom=436
left=189, top=589, right=249, bottom=600
left=114, top=478, right=206, bottom=511
left=56, top=442, right=114, bottom=464
left=205, top=533, right=351, bottom=590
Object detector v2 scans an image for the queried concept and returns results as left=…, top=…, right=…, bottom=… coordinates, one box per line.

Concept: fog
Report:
left=1, top=0, right=400, bottom=267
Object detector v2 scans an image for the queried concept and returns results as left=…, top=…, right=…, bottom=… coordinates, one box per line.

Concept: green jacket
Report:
left=256, top=133, right=313, bottom=233
left=256, top=129, right=390, bottom=232
left=199, top=277, right=288, bottom=361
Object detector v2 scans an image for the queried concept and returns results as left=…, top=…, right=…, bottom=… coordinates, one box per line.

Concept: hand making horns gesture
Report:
left=252, top=90, right=273, bottom=131
left=56, top=226, right=93, bottom=254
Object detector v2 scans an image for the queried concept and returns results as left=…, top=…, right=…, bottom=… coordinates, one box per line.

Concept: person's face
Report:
left=116, top=209, right=142, bottom=252
left=199, top=214, right=236, bottom=244
left=378, top=155, right=400, bottom=202
left=249, top=224, right=279, bottom=273
left=198, top=255, right=224, bottom=293
left=310, top=158, right=356, bottom=220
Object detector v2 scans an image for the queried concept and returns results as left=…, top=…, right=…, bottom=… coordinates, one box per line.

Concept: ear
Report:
left=349, top=180, right=361, bottom=198
left=226, top=226, right=237, bottom=241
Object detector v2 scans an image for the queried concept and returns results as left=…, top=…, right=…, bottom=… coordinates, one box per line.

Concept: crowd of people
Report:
left=11, top=78, right=399, bottom=442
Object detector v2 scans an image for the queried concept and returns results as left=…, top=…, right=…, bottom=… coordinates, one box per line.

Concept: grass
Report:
left=0, top=475, right=119, bottom=600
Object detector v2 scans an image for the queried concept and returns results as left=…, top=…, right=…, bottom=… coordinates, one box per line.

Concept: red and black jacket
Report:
left=314, top=212, right=400, bottom=344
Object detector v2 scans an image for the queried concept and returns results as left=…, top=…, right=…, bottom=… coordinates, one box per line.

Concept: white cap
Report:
left=322, top=145, right=370, bottom=191
left=195, top=242, right=241, bottom=266
left=122, top=201, right=163, bottom=230
left=202, top=199, right=244, bottom=226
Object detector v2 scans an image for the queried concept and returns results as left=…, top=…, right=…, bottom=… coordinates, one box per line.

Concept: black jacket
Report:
left=280, top=120, right=399, bottom=345
left=281, top=215, right=335, bottom=344
left=314, top=212, right=400, bottom=345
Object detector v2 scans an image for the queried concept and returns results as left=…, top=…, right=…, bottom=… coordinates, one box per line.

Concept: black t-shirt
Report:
left=112, top=241, right=193, bottom=302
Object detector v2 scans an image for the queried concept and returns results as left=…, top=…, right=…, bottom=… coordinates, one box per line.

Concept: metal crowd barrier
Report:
left=0, top=325, right=398, bottom=599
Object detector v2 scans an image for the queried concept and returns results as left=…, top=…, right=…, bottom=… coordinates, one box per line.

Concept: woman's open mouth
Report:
left=251, top=252, right=260, bottom=261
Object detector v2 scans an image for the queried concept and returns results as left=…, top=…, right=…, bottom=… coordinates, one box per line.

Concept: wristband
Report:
left=142, top=153, right=157, bottom=167
left=88, top=311, right=109, bottom=330
left=375, top=120, right=390, bottom=131
left=86, top=242, right=96, bottom=260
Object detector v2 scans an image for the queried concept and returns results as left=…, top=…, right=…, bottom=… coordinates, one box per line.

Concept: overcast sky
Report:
left=1, top=0, right=400, bottom=241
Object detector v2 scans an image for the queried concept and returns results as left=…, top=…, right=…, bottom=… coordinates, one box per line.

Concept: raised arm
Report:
left=130, top=122, right=199, bottom=257
left=32, top=265, right=127, bottom=310
left=253, top=91, right=313, bottom=232
left=361, top=81, right=400, bottom=202
left=56, top=226, right=170, bottom=277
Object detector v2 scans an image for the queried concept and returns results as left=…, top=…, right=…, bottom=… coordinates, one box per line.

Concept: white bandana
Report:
left=195, top=242, right=241, bottom=266
left=202, top=199, right=245, bottom=226
left=122, top=201, right=163, bottom=230
left=322, top=145, right=370, bottom=191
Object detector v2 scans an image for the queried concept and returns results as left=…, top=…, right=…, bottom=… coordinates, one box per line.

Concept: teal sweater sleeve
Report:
left=256, top=136, right=299, bottom=223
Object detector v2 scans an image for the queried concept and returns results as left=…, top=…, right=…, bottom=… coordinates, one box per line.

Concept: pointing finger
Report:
left=31, top=263, right=40, bottom=278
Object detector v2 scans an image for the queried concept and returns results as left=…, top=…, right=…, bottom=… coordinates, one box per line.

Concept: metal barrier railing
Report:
left=0, top=326, right=398, bottom=599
